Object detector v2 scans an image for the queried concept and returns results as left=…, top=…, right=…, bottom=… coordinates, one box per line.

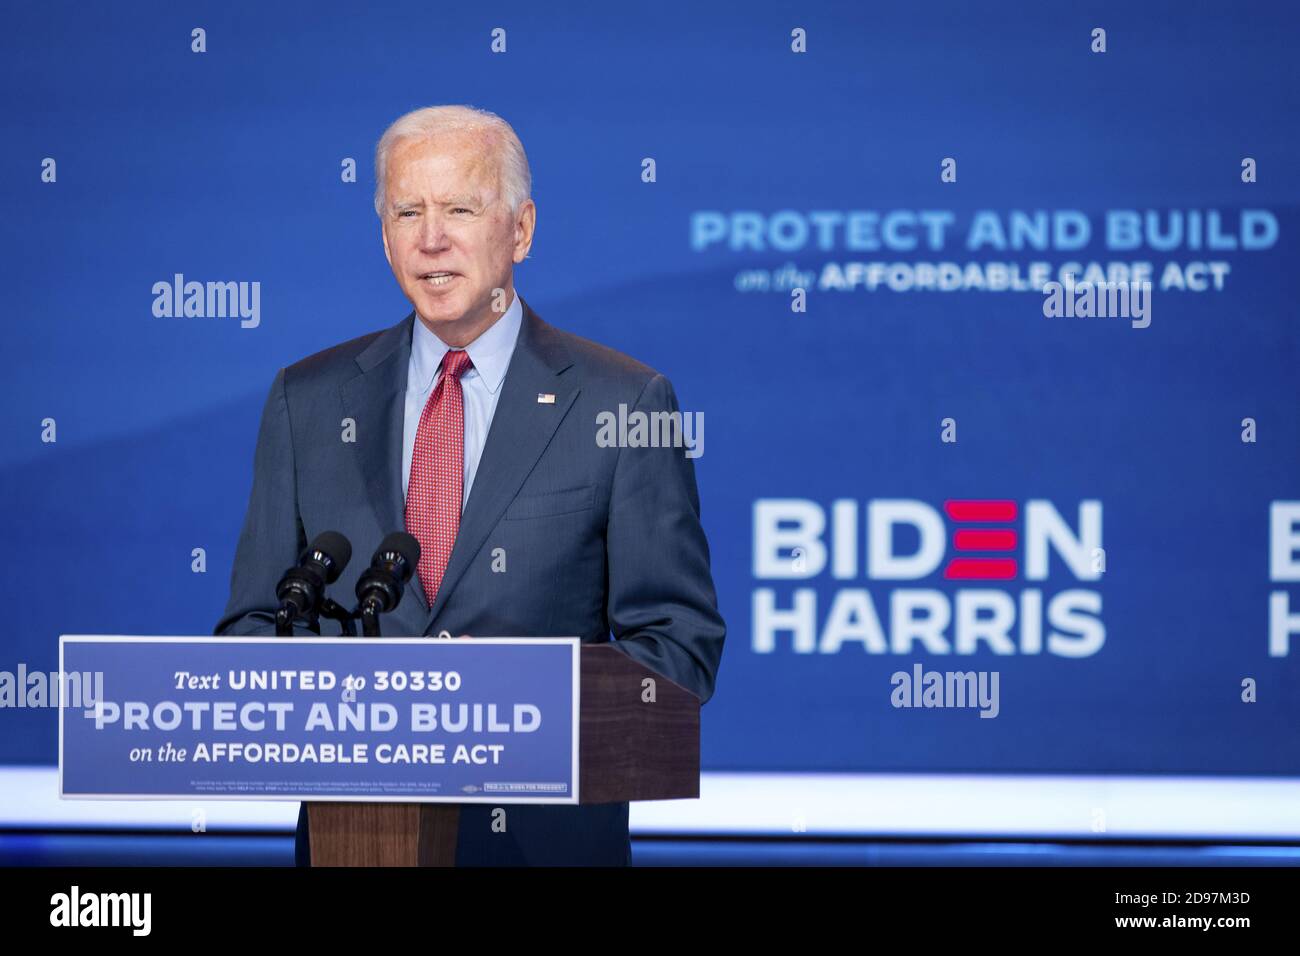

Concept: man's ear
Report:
left=381, top=221, right=392, bottom=268
left=513, top=200, right=536, bottom=264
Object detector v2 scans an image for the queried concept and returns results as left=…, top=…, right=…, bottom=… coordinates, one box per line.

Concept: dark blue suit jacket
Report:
left=214, top=297, right=726, bottom=865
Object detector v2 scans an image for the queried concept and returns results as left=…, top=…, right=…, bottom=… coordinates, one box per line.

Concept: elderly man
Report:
left=215, top=105, right=726, bottom=866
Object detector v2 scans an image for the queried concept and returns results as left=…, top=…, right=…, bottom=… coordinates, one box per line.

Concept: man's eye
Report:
left=453, top=208, right=472, bottom=215
left=398, top=210, right=417, bottom=218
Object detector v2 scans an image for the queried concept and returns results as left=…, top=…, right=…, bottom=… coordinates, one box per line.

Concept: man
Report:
left=214, top=105, right=726, bottom=866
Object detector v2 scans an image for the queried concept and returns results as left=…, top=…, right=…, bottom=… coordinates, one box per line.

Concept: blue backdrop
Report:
left=2, top=0, right=1298, bottom=777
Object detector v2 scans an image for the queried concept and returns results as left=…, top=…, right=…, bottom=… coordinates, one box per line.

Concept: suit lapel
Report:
left=339, top=311, right=433, bottom=610
left=338, top=301, right=578, bottom=626
left=424, top=298, right=579, bottom=630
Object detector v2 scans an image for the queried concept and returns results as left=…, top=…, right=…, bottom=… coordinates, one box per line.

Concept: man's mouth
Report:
left=419, top=271, right=458, bottom=287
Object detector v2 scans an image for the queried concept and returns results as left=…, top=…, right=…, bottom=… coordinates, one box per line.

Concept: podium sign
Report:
left=59, top=636, right=580, bottom=804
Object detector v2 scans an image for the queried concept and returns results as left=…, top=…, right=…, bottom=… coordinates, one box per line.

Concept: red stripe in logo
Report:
left=954, top=529, right=1017, bottom=551
left=944, top=500, right=1018, bottom=522
left=944, top=559, right=1018, bottom=580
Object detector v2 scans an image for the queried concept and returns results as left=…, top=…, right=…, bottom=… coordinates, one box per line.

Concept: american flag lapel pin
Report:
left=537, top=392, right=556, bottom=404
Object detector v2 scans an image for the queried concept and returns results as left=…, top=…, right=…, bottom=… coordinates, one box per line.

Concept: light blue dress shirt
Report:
left=402, top=290, right=524, bottom=509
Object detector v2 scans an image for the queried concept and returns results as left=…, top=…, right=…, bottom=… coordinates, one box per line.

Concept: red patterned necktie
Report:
left=405, top=348, right=474, bottom=605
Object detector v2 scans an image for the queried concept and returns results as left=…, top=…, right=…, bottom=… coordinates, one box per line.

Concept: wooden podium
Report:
left=305, top=644, right=700, bottom=866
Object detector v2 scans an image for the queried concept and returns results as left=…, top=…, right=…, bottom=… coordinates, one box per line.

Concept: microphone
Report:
left=355, top=532, right=420, bottom=636
left=275, top=531, right=353, bottom=636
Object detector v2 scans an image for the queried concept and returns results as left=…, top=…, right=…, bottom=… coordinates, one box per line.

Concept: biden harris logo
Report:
left=751, top=499, right=1104, bottom=657
left=1269, top=501, right=1300, bottom=657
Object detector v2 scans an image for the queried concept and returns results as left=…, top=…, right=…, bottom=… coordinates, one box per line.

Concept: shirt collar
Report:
left=409, top=290, right=524, bottom=395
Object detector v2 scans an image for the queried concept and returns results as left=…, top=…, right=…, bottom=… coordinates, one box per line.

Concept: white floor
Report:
left=4, top=766, right=1299, bottom=839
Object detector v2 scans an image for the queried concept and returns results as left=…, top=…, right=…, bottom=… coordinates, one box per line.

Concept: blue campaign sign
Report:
left=58, top=636, right=580, bottom=803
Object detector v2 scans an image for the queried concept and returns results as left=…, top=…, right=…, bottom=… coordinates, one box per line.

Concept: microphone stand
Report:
left=276, top=599, right=356, bottom=637
left=276, top=592, right=394, bottom=638
left=357, top=600, right=383, bottom=638
left=319, top=599, right=358, bottom=637
left=275, top=605, right=320, bottom=637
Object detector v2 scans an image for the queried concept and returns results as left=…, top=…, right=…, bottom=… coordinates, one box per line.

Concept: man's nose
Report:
left=418, top=213, right=450, bottom=252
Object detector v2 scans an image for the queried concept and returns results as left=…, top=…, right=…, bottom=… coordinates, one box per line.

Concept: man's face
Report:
left=380, top=131, right=535, bottom=345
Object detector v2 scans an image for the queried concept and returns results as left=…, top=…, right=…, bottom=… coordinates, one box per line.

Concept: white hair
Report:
left=373, top=105, right=531, bottom=219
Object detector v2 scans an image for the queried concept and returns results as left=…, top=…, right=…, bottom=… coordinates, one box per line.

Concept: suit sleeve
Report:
left=214, top=367, right=309, bottom=636
left=604, top=373, right=726, bottom=704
